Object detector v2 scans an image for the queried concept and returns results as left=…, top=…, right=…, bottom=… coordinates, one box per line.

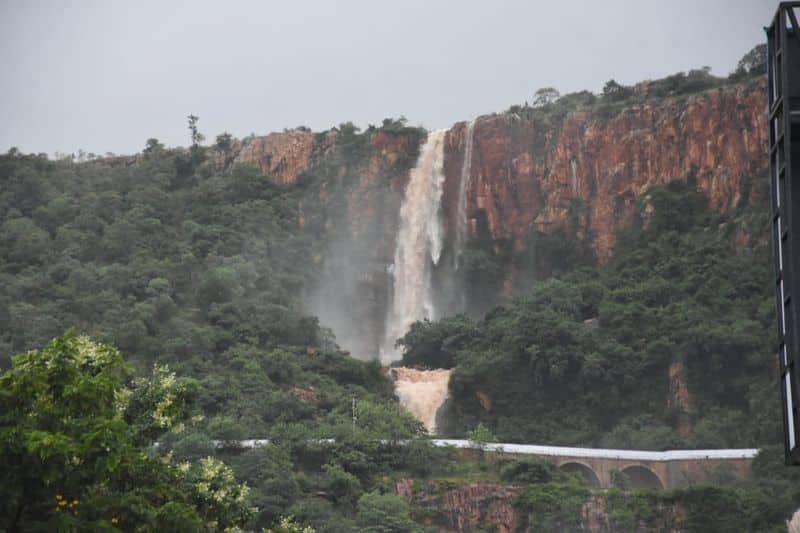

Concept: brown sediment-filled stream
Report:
left=390, top=367, right=452, bottom=434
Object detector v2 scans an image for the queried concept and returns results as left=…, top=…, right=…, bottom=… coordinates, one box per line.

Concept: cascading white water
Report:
left=454, top=119, right=476, bottom=270
left=391, top=367, right=452, bottom=433
left=380, top=130, right=447, bottom=363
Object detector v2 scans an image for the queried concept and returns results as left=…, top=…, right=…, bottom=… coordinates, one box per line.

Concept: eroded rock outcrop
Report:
left=668, top=361, right=693, bottom=439
left=396, top=481, right=521, bottom=533
left=395, top=482, right=684, bottom=532
left=396, top=474, right=789, bottom=532
left=235, top=129, right=334, bottom=184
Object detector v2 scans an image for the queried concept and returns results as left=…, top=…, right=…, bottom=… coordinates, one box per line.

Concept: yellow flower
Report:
left=55, top=494, right=63, bottom=501
left=111, top=516, right=119, bottom=524
left=58, top=500, right=67, bottom=507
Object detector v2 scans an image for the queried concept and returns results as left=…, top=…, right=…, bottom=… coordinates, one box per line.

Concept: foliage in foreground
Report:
left=0, top=331, right=251, bottom=532
left=0, top=142, right=441, bottom=531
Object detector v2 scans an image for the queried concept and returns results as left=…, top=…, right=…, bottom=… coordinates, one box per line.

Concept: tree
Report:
left=143, top=138, right=164, bottom=155
left=187, top=114, right=205, bottom=147
left=183, top=457, right=253, bottom=528
left=499, top=457, right=556, bottom=484
left=356, top=492, right=420, bottom=533
left=215, top=132, right=233, bottom=152
left=731, top=44, right=767, bottom=80
left=0, top=217, right=50, bottom=264
left=602, top=79, right=633, bottom=101
left=397, top=315, right=476, bottom=368
left=0, top=331, right=251, bottom=531
left=533, top=87, right=560, bottom=107
left=336, top=121, right=360, bottom=137
left=380, top=116, right=409, bottom=132
left=232, top=444, right=300, bottom=528
left=466, top=422, right=498, bottom=462
left=264, top=516, right=316, bottom=533
left=197, top=266, right=241, bottom=306
left=323, top=463, right=362, bottom=506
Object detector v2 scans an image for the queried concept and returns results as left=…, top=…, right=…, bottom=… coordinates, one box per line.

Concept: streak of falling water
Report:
left=381, top=130, right=447, bottom=363
left=391, top=367, right=452, bottom=433
left=454, top=119, right=476, bottom=271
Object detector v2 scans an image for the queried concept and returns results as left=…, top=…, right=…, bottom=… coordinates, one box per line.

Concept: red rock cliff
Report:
left=396, top=480, right=683, bottom=533
left=442, top=78, right=767, bottom=261
left=235, top=79, right=766, bottom=265
left=234, top=129, right=334, bottom=184
left=228, top=79, right=768, bottom=359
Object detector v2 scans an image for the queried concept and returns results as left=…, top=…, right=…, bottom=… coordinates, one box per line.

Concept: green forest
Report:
left=3, top=45, right=799, bottom=531
left=0, top=132, right=436, bottom=531
left=404, top=178, right=778, bottom=450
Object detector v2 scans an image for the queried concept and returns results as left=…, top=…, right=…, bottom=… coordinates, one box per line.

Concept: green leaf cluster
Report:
left=0, top=331, right=250, bottom=531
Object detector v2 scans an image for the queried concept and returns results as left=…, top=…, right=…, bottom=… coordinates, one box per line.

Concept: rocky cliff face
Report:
left=237, top=78, right=766, bottom=266
left=292, top=129, right=423, bottom=359
left=234, top=129, right=328, bottom=184
left=395, top=480, right=521, bottom=533
left=233, top=77, right=768, bottom=358
left=395, top=481, right=683, bottom=533
left=442, top=77, right=767, bottom=263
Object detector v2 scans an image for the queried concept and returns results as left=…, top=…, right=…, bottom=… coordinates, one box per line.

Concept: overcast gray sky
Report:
left=0, top=0, right=775, bottom=156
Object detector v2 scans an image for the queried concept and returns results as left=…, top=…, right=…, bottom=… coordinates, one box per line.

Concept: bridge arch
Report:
left=558, top=462, right=601, bottom=488
left=621, top=465, right=663, bottom=490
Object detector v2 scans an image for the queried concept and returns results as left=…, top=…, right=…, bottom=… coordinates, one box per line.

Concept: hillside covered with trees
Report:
left=3, top=44, right=798, bottom=532
left=401, top=178, right=777, bottom=450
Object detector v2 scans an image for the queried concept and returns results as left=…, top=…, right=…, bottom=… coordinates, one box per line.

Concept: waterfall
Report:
left=454, top=119, right=476, bottom=270
left=381, top=130, right=447, bottom=363
left=391, top=367, right=452, bottom=433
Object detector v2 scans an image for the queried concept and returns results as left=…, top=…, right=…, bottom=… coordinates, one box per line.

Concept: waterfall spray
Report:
left=454, top=119, right=476, bottom=270
left=381, top=130, right=447, bottom=363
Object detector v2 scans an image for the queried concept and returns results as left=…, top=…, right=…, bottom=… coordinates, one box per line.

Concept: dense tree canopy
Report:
left=0, top=331, right=250, bottom=532
left=0, top=46, right=786, bottom=529
left=405, top=179, right=777, bottom=450
left=0, top=132, right=433, bottom=531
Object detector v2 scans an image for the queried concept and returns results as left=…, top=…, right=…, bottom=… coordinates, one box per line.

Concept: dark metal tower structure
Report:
left=768, top=2, right=800, bottom=464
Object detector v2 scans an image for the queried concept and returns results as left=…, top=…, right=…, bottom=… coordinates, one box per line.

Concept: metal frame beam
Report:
left=768, top=1, right=800, bottom=465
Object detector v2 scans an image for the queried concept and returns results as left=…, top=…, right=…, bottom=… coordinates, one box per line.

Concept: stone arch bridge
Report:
left=432, top=440, right=759, bottom=490
left=226, top=438, right=758, bottom=490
